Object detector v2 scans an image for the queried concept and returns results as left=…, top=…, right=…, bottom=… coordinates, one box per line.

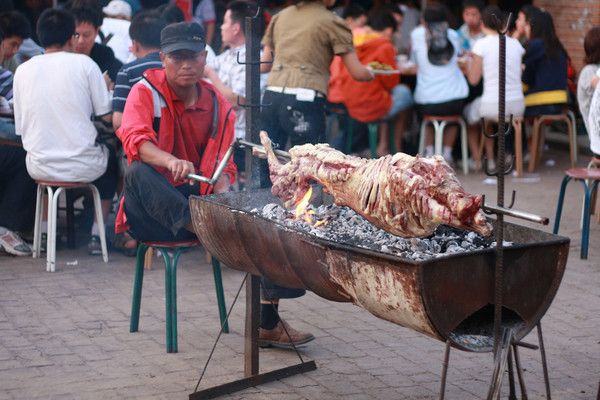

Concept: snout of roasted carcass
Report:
left=259, top=131, right=492, bottom=238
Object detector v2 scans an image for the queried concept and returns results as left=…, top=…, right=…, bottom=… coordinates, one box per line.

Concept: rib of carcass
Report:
left=260, top=131, right=492, bottom=237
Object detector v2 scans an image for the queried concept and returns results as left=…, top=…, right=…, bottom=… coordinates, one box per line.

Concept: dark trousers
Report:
left=258, top=90, right=321, bottom=300
left=123, top=161, right=197, bottom=242
left=0, top=145, right=36, bottom=232
left=259, top=90, right=326, bottom=187
left=93, top=143, right=119, bottom=200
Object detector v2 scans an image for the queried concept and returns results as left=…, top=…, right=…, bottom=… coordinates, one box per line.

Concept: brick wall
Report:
left=534, top=0, right=600, bottom=73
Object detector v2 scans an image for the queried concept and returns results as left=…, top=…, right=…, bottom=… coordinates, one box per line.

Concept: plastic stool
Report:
left=419, top=115, right=468, bottom=174
left=553, top=168, right=600, bottom=259
left=129, top=240, right=229, bottom=353
left=478, top=118, right=524, bottom=176
left=32, top=181, right=108, bottom=272
left=529, top=111, right=577, bottom=173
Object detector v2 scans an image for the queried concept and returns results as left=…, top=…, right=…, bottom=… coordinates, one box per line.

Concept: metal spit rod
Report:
left=238, top=138, right=291, bottom=159
left=187, top=143, right=236, bottom=184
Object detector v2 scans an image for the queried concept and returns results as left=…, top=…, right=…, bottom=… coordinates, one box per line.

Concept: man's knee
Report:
left=124, top=161, right=157, bottom=188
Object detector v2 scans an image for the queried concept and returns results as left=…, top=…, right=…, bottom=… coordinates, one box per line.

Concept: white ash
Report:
left=254, top=203, right=507, bottom=261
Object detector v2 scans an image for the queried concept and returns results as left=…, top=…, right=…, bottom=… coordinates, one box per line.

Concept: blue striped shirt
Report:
left=0, top=68, right=14, bottom=100
left=112, top=52, right=162, bottom=112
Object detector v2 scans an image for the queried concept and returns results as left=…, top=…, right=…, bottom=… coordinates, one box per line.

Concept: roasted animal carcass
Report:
left=260, top=131, right=492, bottom=237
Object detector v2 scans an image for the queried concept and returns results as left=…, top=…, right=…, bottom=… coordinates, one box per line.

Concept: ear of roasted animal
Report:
left=259, top=131, right=492, bottom=238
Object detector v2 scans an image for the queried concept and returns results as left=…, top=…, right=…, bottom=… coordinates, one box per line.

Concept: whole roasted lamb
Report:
left=260, top=131, right=492, bottom=238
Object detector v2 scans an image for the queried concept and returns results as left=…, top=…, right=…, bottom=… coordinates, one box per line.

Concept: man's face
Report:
left=220, top=10, right=239, bottom=47
left=74, top=22, right=99, bottom=56
left=462, top=7, right=481, bottom=30
left=1, top=36, right=23, bottom=62
left=161, top=49, right=207, bottom=89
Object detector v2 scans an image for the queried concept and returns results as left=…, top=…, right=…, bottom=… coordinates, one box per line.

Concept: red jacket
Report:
left=115, top=68, right=237, bottom=233
left=339, top=34, right=400, bottom=123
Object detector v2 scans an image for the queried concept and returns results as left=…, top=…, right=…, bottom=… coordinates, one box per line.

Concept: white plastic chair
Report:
left=32, top=181, right=108, bottom=272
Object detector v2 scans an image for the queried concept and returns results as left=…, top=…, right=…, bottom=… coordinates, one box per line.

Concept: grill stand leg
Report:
left=512, top=344, right=529, bottom=399
left=487, top=328, right=513, bottom=400
left=189, top=273, right=316, bottom=400
left=537, top=323, right=552, bottom=400
left=439, top=340, right=451, bottom=400
left=507, top=348, right=517, bottom=400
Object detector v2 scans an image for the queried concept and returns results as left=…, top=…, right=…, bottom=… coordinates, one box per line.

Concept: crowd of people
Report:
left=0, top=0, right=599, bottom=348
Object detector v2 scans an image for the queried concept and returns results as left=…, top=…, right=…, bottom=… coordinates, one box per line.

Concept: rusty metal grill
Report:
left=190, top=188, right=568, bottom=353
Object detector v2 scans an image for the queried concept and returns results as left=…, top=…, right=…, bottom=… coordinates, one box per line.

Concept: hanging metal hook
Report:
left=236, top=50, right=273, bottom=66
left=507, top=190, right=516, bottom=209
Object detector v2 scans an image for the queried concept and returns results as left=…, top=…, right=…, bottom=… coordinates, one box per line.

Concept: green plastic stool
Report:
left=345, top=119, right=395, bottom=157
left=129, top=240, right=229, bottom=353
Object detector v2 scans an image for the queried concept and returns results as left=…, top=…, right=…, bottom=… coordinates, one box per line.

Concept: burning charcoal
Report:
left=258, top=202, right=493, bottom=260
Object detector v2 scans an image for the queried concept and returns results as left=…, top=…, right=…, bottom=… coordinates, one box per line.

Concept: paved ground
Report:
left=1, top=145, right=598, bottom=400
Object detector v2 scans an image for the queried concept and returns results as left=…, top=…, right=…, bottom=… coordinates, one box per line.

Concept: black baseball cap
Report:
left=160, top=22, right=206, bottom=54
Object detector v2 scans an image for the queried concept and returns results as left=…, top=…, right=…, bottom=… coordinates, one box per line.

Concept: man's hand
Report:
left=592, top=75, right=600, bottom=89
left=213, top=174, right=231, bottom=194
left=166, top=157, right=195, bottom=183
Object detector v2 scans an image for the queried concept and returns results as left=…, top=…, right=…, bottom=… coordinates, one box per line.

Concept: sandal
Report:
left=112, top=232, right=138, bottom=257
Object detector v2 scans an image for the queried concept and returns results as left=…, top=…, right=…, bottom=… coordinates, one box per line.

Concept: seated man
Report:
left=0, top=145, right=36, bottom=256
left=13, top=8, right=117, bottom=255
left=111, top=10, right=167, bottom=255
left=336, top=9, right=413, bottom=156
left=0, top=11, right=31, bottom=73
left=115, top=21, right=236, bottom=242
left=69, top=4, right=123, bottom=88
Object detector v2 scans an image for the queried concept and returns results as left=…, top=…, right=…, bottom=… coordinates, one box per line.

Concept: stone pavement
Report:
left=0, top=146, right=598, bottom=400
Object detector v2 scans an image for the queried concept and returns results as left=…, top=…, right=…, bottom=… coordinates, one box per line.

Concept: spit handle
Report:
left=482, top=202, right=549, bottom=225
left=186, top=142, right=236, bottom=184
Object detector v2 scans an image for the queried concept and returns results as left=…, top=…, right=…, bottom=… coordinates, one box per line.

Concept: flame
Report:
left=294, top=187, right=313, bottom=221
left=293, top=187, right=328, bottom=227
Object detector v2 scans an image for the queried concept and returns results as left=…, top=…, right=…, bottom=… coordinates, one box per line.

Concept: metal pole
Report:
left=242, top=2, right=264, bottom=377
left=493, top=18, right=507, bottom=360
left=244, top=5, right=264, bottom=190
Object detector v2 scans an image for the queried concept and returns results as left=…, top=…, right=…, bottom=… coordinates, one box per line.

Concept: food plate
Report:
left=371, top=69, right=401, bottom=75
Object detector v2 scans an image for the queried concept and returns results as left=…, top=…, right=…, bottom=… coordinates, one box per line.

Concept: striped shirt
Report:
left=112, top=52, right=162, bottom=112
left=0, top=68, right=14, bottom=100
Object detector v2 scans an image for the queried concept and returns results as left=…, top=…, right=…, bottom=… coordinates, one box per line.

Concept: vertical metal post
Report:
left=493, top=23, right=507, bottom=359
left=243, top=2, right=264, bottom=378
left=244, top=275, right=260, bottom=376
left=244, top=5, right=264, bottom=190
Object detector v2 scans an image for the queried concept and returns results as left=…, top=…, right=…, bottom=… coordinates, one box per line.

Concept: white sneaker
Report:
left=0, top=227, right=32, bottom=256
left=468, top=158, right=482, bottom=172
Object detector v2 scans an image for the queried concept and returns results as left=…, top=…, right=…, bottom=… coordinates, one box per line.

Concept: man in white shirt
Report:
left=13, top=8, right=118, bottom=255
left=203, top=0, right=266, bottom=177
left=101, top=0, right=133, bottom=63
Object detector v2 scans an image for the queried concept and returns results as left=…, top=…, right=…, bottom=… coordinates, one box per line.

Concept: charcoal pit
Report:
left=189, top=188, right=569, bottom=352
left=256, top=202, right=500, bottom=261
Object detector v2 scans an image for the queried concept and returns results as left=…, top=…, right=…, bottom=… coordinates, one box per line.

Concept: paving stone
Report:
left=0, top=147, right=598, bottom=399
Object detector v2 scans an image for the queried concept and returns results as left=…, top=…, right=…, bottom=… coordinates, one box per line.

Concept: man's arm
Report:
left=112, top=112, right=123, bottom=130
left=260, top=45, right=273, bottom=73
left=341, top=51, right=374, bottom=82
left=138, top=141, right=195, bottom=183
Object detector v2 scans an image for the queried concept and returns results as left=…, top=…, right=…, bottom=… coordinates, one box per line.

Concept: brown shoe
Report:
left=258, top=319, right=315, bottom=349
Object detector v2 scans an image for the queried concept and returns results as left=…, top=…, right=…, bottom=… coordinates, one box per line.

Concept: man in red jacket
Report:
left=116, top=21, right=236, bottom=241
